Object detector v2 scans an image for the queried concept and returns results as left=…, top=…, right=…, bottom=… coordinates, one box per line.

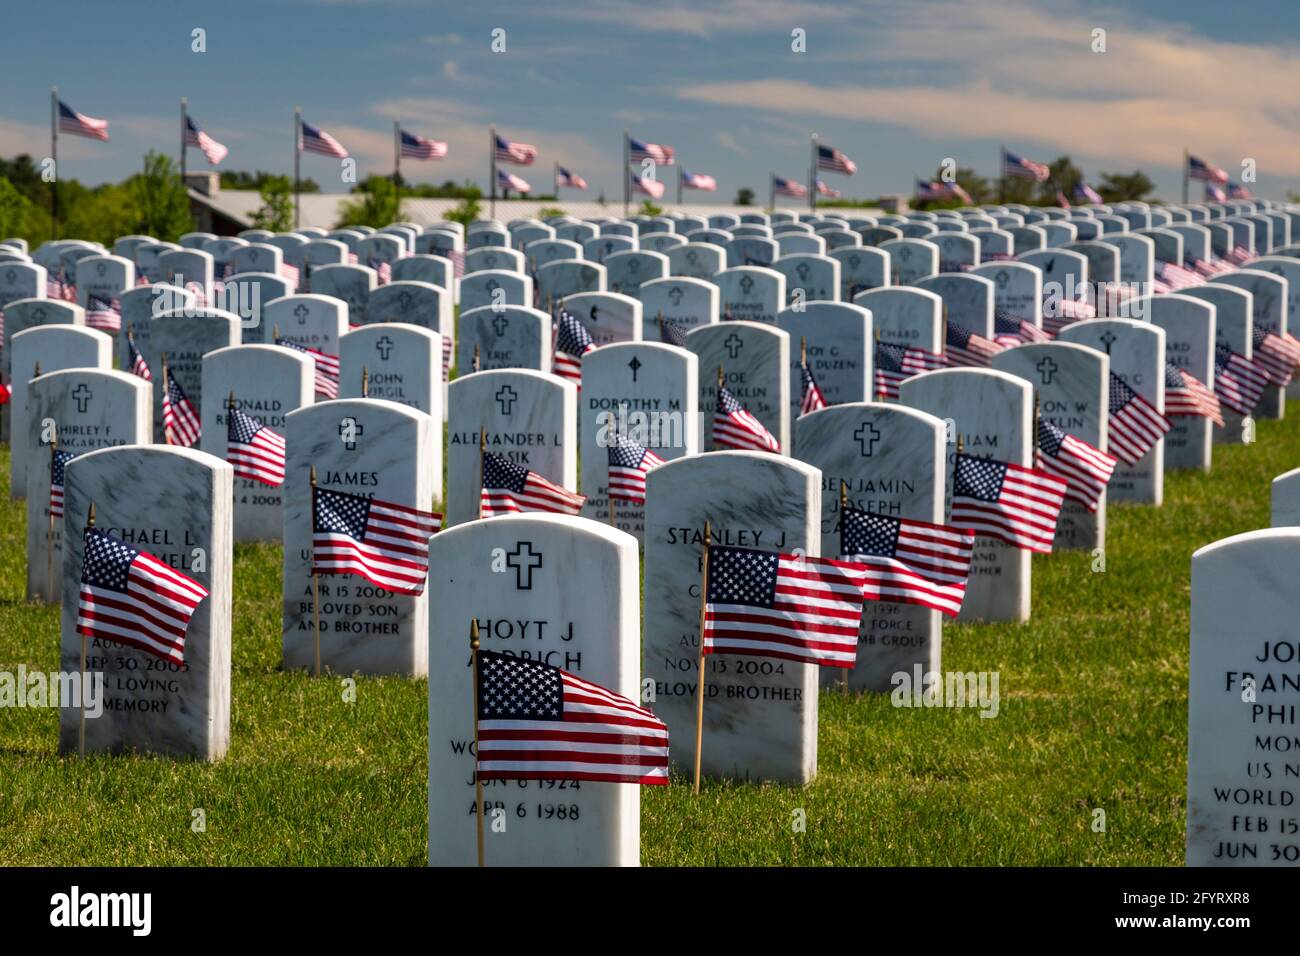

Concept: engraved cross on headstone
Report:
left=492, top=314, right=509, bottom=336
left=1099, top=331, right=1116, bottom=354
left=506, top=541, right=543, bottom=590
left=1037, top=357, right=1059, bottom=385
left=375, top=336, right=394, bottom=360
left=723, top=333, right=744, bottom=359
left=293, top=303, right=310, bottom=324
left=628, top=356, right=641, bottom=382
left=340, top=419, right=363, bottom=450
left=855, top=421, right=881, bottom=456
left=496, top=385, right=518, bottom=416
left=73, top=384, right=94, bottom=413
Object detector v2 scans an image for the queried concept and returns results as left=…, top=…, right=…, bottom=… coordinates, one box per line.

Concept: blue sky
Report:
left=5, top=0, right=1300, bottom=201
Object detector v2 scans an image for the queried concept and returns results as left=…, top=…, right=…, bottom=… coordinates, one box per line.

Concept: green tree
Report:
left=538, top=206, right=567, bottom=219
left=221, top=169, right=320, bottom=193
left=443, top=181, right=483, bottom=228
left=1097, top=170, right=1156, bottom=203
left=734, top=187, right=755, bottom=206
left=913, top=166, right=992, bottom=209
left=336, top=177, right=404, bottom=229
left=250, top=174, right=295, bottom=232
left=638, top=199, right=663, bottom=216
left=0, top=177, right=41, bottom=245
left=125, top=151, right=193, bottom=242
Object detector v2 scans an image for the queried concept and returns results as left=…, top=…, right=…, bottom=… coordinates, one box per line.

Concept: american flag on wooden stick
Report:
left=553, top=309, right=593, bottom=386
left=1251, top=326, right=1300, bottom=385
left=714, top=385, right=779, bottom=452
left=874, top=340, right=945, bottom=399
left=128, top=336, right=152, bottom=380
left=606, top=433, right=664, bottom=505
left=799, top=357, right=827, bottom=415
left=226, top=406, right=286, bottom=486
left=312, top=485, right=441, bottom=595
left=1213, top=345, right=1269, bottom=415
left=949, top=453, right=1067, bottom=554
left=85, top=294, right=121, bottom=333
left=945, top=320, right=1002, bottom=367
left=276, top=336, right=339, bottom=398
left=475, top=650, right=669, bottom=785
left=77, top=528, right=208, bottom=664
left=839, top=504, right=973, bottom=617
left=1106, top=373, right=1170, bottom=465
left=49, top=449, right=79, bottom=518
left=481, top=451, right=585, bottom=517
left=162, top=367, right=201, bottom=447
left=1164, top=362, right=1224, bottom=427
left=1034, top=420, right=1116, bottom=513
left=703, top=545, right=868, bottom=668
left=1041, top=296, right=1095, bottom=336
left=992, top=309, right=1050, bottom=347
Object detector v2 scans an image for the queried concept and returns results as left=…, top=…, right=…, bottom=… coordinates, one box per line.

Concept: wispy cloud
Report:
left=552, top=0, right=853, bottom=38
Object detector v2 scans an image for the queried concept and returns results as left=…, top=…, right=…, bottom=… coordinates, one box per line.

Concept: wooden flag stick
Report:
left=160, top=352, right=170, bottom=445
left=46, top=433, right=57, bottom=602
left=473, top=343, right=481, bottom=373
left=361, top=365, right=369, bottom=399
left=693, top=518, right=712, bottom=796
left=800, top=335, right=807, bottom=367
left=310, top=464, right=322, bottom=677
left=471, top=618, right=485, bottom=867
left=839, top=479, right=852, bottom=694
left=609, top=490, right=618, bottom=528
left=477, top=426, right=487, bottom=519
left=80, top=500, right=96, bottom=758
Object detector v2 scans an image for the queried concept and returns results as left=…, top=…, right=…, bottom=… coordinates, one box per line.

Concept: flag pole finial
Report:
left=273, top=323, right=280, bottom=341
left=310, top=464, right=317, bottom=488
left=87, top=500, right=96, bottom=529
left=840, top=478, right=848, bottom=512
left=228, top=390, right=235, bottom=411
left=800, top=336, right=807, bottom=365
left=717, top=365, right=724, bottom=391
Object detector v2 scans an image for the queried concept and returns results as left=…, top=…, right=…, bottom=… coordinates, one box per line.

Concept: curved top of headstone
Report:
left=650, top=448, right=819, bottom=483
left=71, top=441, right=231, bottom=477
left=288, top=395, right=431, bottom=427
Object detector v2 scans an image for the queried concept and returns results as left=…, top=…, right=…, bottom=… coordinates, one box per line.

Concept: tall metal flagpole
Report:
left=553, top=160, right=559, bottom=199
left=769, top=172, right=775, bottom=212
left=294, top=107, right=302, bottom=229
left=622, top=129, right=630, bottom=216
left=676, top=165, right=683, bottom=206
left=50, top=87, right=58, bottom=241
left=489, top=125, right=497, bottom=220
left=809, top=134, right=818, bottom=213
left=998, top=144, right=1006, bottom=205
left=180, top=97, right=187, bottom=189
left=1182, top=147, right=1189, bottom=205
left=393, top=119, right=401, bottom=190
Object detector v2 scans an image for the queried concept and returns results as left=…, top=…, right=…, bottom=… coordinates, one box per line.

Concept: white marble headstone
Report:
left=1147, top=294, right=1216, bottom=472
left=686, top=321, right=790, bottom=453
left=715, top=266, right=785, bottom=325
left=457, top=306, right=548, bottom=373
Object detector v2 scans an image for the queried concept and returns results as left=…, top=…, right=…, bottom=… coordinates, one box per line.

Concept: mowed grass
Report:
left=0, top=411, right=1295, bottom=866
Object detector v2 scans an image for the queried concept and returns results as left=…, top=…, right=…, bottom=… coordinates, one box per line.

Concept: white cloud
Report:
left=552, top=0, right=853, bottom=38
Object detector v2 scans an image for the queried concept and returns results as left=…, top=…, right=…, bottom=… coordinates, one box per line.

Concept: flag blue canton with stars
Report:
left=313, top=487, right=371, bottom=540
left=478, top=651, right=564, bottom=721
left=707, top=546, right=780, bottom=608
left=953, top=455, right=1009, bottom=502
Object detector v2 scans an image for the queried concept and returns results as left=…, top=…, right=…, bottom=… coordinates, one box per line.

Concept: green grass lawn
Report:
left=0, top=412, right=1293, bottom=866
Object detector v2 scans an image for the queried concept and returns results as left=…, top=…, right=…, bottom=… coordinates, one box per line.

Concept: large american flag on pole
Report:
left=312, top=486, right=441, bottom=595
left=555, top=166, right=587, bottom=190
left=497, top=168, right=532, bottom=194
left=629, top=137, right=674, bottom=165
left=1164, top=362, right=1224, bottom=427
left=1188, top=155, right=1228, bottom=184
left=495, top=134, right=538, bottom=165
left=400, top=129, right=447, bottom=160
left=300, top=121, right=348, bottom=158
left=76, top=528, right=208, bottom=664
left=630, top=172, right=665, bottom=199
left=607, top=433, right=664, bottom=505
left=874, top=340, right=945, bottom=399
left=945, top=320, right=1002, bottom=367
left=840, top=505, right=974, bottom=618
left=85, top=294, right=121, bottom=333
left=1213, top=345, right=1269, bottom=415
left=772, top=175, right=808, bottom=199
left=58, top=99, right=109, bottom=140
left=1003, top=151, right=1050, bottom=181
left=1034, top=419, right=1116, bottom=512
left=49, top=449, right=79, bottom=518
left=714, top=385, right=780, bottom=452
left=475, top=650, right=669, bottom=785
left=162, top=368, right=201, bottom=447
left=681, top=168, right=717, bottom=191
left=185, top=115, right=228, bottom=165
left=481, top=452, right=585, bottom=517
left=276, top=336, right=340, bottom=398
left=949, top=453, right=1067, bottom=554
left=226, top=406, right=286, bottom=486
left=703, top=545, right=869, bottom=668
left=1106, top=373, right=1171, bottom=465
left=816, top=143, right=856, bottom=175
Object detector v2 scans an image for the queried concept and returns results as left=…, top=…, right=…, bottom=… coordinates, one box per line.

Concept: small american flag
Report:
left=950, top=453, right=1067, bottom=554
left=475, top=650, right=669, bottom=785
left=85, top=294, right=121, bottom=333
left=607, top=433, right=665, bottom=505
left=185, top=115, right=228, bottom=165
left=630, top=172, right=664, bottom=199
left=312, top=486, right=441, bottom=595
left=704, top=545, right=868, bottom=668
left=1003, top=151, right=1050, bottom=181
left=1035, top=419, right=1116, bottom=512
left=276, top=337, right=339, bottom=398
left=1187, top=155, right=1228, bottom=184
left=495, top=134, right=538, bottom=165
left=49, top=449, right=78, bottom=518
left=299, top=120, right=348, bottom=158
left=481, top=451, right=585, bottom=517
left=367, top=256, right=394, bottom=284
left=816, top=143, right=856, bottom=175
left=553, top=309, right=594, bottom=385
left=715, top=385, right=779, bottom=453
left=1190, top=257, right=1232, bottom=278
left=128, top=336, right=152, bottom=381
left=681, top=168, right=717, bottom=191
left=1041, top=295, right=1096, bottom=336
left=555, top=165, right=587, bottom=190
left=874, top=340, right=945, bottom=399
left=162, top=367, right=201, bottom=447
left=442, top=335, right=453, bottom=380
left=840, top=504, right=973, bottom=618
left=816, top=179, right=841, bottom=199
left=800, top=358, right=827, bottom=415
left=497, top=168, right=531, bottom=194
left=226, top=406, right=286, bottom=486
left=77, top=527, right=208, bottom=664
left=1227, top=181, right=1253, bottom=200
left=1251, top=326, right=1300, bottom=385
left=916, top=179, right=972, bottom=204
left=1073, top=182, right=1103, bottom=204
left=1164, top=362, right=1224, bottom=427
left=659, top=315, right=688, bottom=347
left=1205, top=183, right=1228, bottom=203
left=992, top=309, right=1051, bottom=347
left=0, top=383, right=9, bottom=405
left=400, top=129, right=447, bottom=160
left=629, top=137, right=674, bottom=165
left=1214, top=345, right=1269, bottom=415
left=1106, top=373, right=1170, bottom=465
left=945, top=320, right=1002, bottom=367
left=772, top=175, right=807, bottom=199
left=1155, top=260, right=1202, bottom=292
left=1227, top=246, right=1252, bottom=265
left=58, top=99, right=109, bottom=140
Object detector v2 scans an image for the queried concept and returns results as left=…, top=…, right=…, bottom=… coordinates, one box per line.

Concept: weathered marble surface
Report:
left=776, top=302, right=872, bottom=442
left=686, top=320, right=790, bottom=454
left=1147, top=294, right=1216, bottom=472
left=639, top=277, right=718, bottom=333
left=457, top=305, right=548, bottom=373
left=714, top=266, right=786, bottom=325
left=458, top=270, right=532, bottom=315
left=562, top=291, right=641, bottom=346
left=147, top=309, right=242, bottom=444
